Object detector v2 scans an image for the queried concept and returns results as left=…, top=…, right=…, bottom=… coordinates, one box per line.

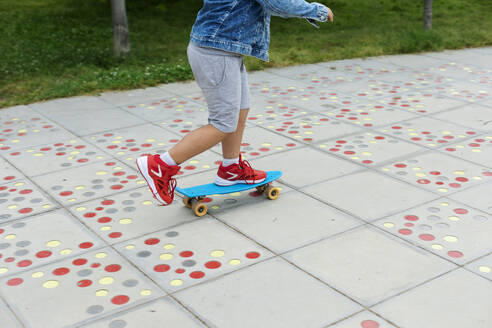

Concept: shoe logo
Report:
left=226, top=172, right=238, bottom=180
left=151, top=166, right=163, bottom=178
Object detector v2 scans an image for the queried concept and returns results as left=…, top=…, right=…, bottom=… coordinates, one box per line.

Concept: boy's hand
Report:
left=326, top=7, right=334, bottom=22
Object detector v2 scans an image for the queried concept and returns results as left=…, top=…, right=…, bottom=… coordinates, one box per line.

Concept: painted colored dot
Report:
left=79, top=242, right=94, bottom=249
left=53, top=267, right=70, bottom=275
left=145, top=238, right=160, bottom=245
left=229, top=259, right=241, bottom=266
left=94, top=252, right=107, bottom=259
left=210, top=250, right=225, bottom=257
left=95, top=289, right=108, bottom=297
left=73, top=258, right=87, bottom=266
left=111, top=295, right=130, bottom=305
left=448, top=250, right=463, bottom=258
left=7, top=278, right=23, bottom=286
left=175, top=268, right=185, bottom=274
left=189, top=271, right=205, bottom=279
left=205, top=261, right=221, bottom=269
left=159, top=253, right=173, bottom=260
left=444, top=235, right=458, bottom=242
left=91, top=263, right=101, bottom=268
left=32, top=272, right=44, bottom=278
left=59, top=191, right=73, bottom=196
left=43, top=280, right=59, bottom=289
left=405, top=215, right=419, bottom=221
left=478, top=266, right=491, bottom=273
left=453, top=208, right=468, bottom=214
left=180, top=251, right=194, bottom=258
left=99, top=277, right=115, bottom=285
left=419, top=234, right=435, bottom=241
left=36, top=250, right=52, bottom=258
left=383, top=222, right=394, bottom=228
left=17, top=260, right=32, bottom=267
left=246, top=251, right=260, bottom=259
left=154, top=264, right=170, bottom=272
left=398, top=229, right=412, bottom=235
left=140, top=289, right=152, bottom=296
left=18, top=208, right=32, bottom=214
left=60, top=249, right=72, bottom=255
left=170, top=279, right=183, bottom=286
left=105, top=264, right=121, bottom=272
left=163, top=244, right=175, bottom=250
left=361, top=320, right=380, bottom=328
left=109, top=232, right=122, bottom=239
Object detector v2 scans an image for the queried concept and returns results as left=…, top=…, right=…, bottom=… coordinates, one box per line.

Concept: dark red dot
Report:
left=84, top=212, right=96, bottom=218
left=246, top=251, right=260, bottom=259
left=59, top=191, right=73, bottom=196
left=205, top=261, right=221, bottom=269
left=18, top=208, right=32, bottom=214
left=91, top=263, right=101, bottom=268
left=108, top=232, right=122, bottom=238
left=98, top=217, right=112, bottom=223
left=53, top=267, right=70, bottom=275
left=17, top=260, right=32, bottom=267
left=189, top=271, right=205, bottom=279
left=180, top=251, right=194, bottom=257
left=110, top=184, right=124, bottom=190
left=175, top=268, right=185, bottom=274
left=105, top=264, right=121, bottom=272
left=145, top=238, right=160, bottom=245
left=111, top=295, right=130, bottom=305
left=73, top=258, right=87, bottom=266
left=36, top=250, right=52, bottom=258
left=7, top=278, right=23, bottom=286
left=77, top=279, right=92, bottom=287
left=105, top=162, right=116, bottom=166
left=19, top=189, right=32, bottom=194
left=154, top=264, right=170, bottom=272
left=79, top=242, right=94, bottom=249
left=101, top=200, right=114, bottom=205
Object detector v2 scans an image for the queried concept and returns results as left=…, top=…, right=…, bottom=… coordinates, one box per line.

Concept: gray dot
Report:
left=224, top=199, right=237, bottom=204
left=108, top=177, right=119, bottom=183
left=106, top=208, right=118, bottom=214
left=0, top=243, right=10, bottom=249
left=56, top=147, right=66, bottom=151
left=397, top=171, right=408, bottom=176
left=96, top=139, right=106, bottom=143
left=437, top=176, right=449, bottom=181
left=182, top=260, right=196, bottom=267
left=427, top=215, right=441, bottom=221
left=30, top=198, right=43, bottom=203
left=0, top=192, right=9, bottom=198
left=388, top=139, right=399, bottom=144
left=78, top=269, right=93, bottom=277
left=87, top=305, right=104, bottom=315
left=419, top=224, right=432, bottom=230
left=109, top=320, right=127, bottom=328
left=92, top=179, right=103, bottom=184
left=408, top=159, right=419, bottom=164
left=61, top=163, right=72, bottom=167
left=137, top=251, right=151, bottom=257
left=122, top=279, right=138, bottom=287
left=427, top=207, right=440, bottom=213
left=122, top=200, right=134, bottom=205
left=11, top=222, right=25, bottom=228
left=123, top=207, right=135, bottom=212
left=15, top=249, right=28, bottom=256
left=0, top=199, right=7, bottom=204
left=165, top=231, right=178, bottom=237
left=92, top=184, right=104, bottom=190
left=86, top=151, right=96, bottom=155
left=473, top=215, right=487, bottom=222
left=83, top=192, right=95, bottom=197
left=436, top=223, right=450, bottom=228
left=129, top=192, right=142, bottom=198
left=12, top=197, right=25, bottom=202
left=51, top=185, right=63, bottom=191
left=16, top=240, right=31, bottom=247
left=0, top=214, right=11, bottom=220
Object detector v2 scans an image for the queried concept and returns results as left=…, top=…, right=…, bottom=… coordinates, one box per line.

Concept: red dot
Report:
left=77, top=158, right=89, bottom=163
left=53, top=267, right=70, bottom=275
left=36, top=250, right=52, bottom=258
left=101, top=200, right=114, bottom=205
left=17, top=260, right=32, bottom=267
left=205, top=261, right=221, bottom=269
left=419, top=234, right=435, bottom=241
left=449, top=183, right=461, bottom=188
left=361, top=320, right=380, bottom=328
left=98, top=217, right=112, bottom=223
left=5, top=257, right=15, bottom=263
left=246, top=251, right=260, bottom=259
left=84, top=212, right=96, bottom=218
left=180, top=251, right=194, bottom=258
left=417, top=179, right=430, bottom=184
left=79, top=242, right=94, bottom=249
left=201, top=197, right=212, bottom=203
left=189, top=271, right=205, bottom=279
left=395, top=163, right=406, bottom=168
left=105, top=264, right=121, bottom=272
left=448, top=250, right=463, bottom=258
left=7, top=278, right=23, bottom=286
left=111, top=295, right=130, bottom=305
left=18, top=208, right=32, bottom=214
left=0, top=229, right=3, bottom=234
left=405, top=215, right=419, bottom=221
left=398, top=229, right=412, bottom=235
left=73, top=258, right=87, bottom=266
left=286, top=143, right=296, bottom=147
left=59, top=191, right=73, bottom=196
left=91, top=263, right=101, bottom=268
left=145, top=238, right=160, bottom=245
left=19, top=189, right=32, bottom=194
left=175, top=268, right=185, bottom=274
left=454, top=208, right=468, bottom=214
left=77, top=279, right=92, bottom=287
left=456, top=177, right=468, bottom=182
left=108, top=232, right=122, bottom=238
left=111, top=184, right=124, bottom=190
left=105, top=162, right=116, bottom=166
left=154, top=264, right=170, bottom=272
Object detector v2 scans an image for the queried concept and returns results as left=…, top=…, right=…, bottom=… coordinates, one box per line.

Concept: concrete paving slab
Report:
left=465, top=253, right=492, bottom=281
left=449, top=180, right=492, bottom=214
left=302, top=170, right=438, bottom=221
left=99, top=87, right=173, bottom=106
left=246, top=97, right=312, bottom=124
left=285, top=226, right=455, bottom=306
left=114, top=218, right=273, bottom=292
left=0, top=247, right=163, bottom=328
left=0, top=210, right=103, bottom=277
left=175, top=257, right=361, bottom=328
left=437, top=133, right=492, bottom=168
left=376, top=198, right=492, bottom=264
left=372, top=269, right=492, bottom=328
left=326, top=311, right=397, bottom=328
left=0, top=300, right=22, bottom=328
left=433, top=103, right=492, bottom=132
left=0, top=158, right=24, bottom=184
left=29, top=96, right=115, bottom=116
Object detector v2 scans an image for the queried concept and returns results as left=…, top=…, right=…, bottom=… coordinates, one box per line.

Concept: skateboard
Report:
left=176, top=171, right=282, bottom=217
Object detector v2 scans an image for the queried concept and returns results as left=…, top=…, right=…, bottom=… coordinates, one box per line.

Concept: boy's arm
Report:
left=255, top=0, right=329, bottom=22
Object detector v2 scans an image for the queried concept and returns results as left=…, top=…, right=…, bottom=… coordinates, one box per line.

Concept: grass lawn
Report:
left=1, top=0, right=491, bottom=108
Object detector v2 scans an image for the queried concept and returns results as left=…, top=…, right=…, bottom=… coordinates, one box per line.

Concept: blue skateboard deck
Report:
left=176, top=171, right=282, bottom=198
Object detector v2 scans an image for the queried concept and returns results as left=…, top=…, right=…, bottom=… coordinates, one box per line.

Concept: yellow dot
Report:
left=43, top=204, right=52, bottom=209
left=160, top=253, right=173, bottom=260
left=449, top=216, right=460, bottom=221
left=362, top=152, right=372, bottom=156
left=33, top=153, right=43, bottom=157
left=230, top=192, right=241, bottom=197
left=146, top=138, right=156, bottom=142
left=170, top=279, right=183, bottom=286
left=99, top=277, right=115, bottom=285
left=202, top=165, right=210, bottom=169
left=0, top=268, right=8, bottom=274
left=415, top=173, right=426, bottom=177
left=76, top=207, right=86, bottom=211
left=46, top=240, right=61, bottom=247
left=95, top=252, right=107, bottom=259
left=210, top=250, right=225, bottom=257
left=478, top=266, right=491, bottom=273
left=382, top=168, right=390, bottom=171
left=75, top=185, right=85, bottom=190
left=96, top=171, right=107, bottom=175
left=4, top=234, right=16, bottom=240
left=60, top=249, right=72, bottom=255
left=473, top=176, right=482, bottom=181
left=440, top=202, right=449, bottom=207
left=413, top=167, right=421, bottom=171
left=125, top=244, right=135, bottom=250
left=319, top=144, right=327, bottom=148
left=96, top=289, right=108, bottom=297
left=229, top=259, right=241, bottom=266
left=43, top=280, right=59, bottom=288
left=438, top=188, right=448, bottom=193
left=140, top=289, right=152, bottom=296
left=32, top=272, right=44, bottom=278
left=14, top=182, right=24, bottom=187
left=444, top=235, right=458, bottom=242
left=100, top=226, right=111, bottom=231
left=454, top=170, right=465, bottom=175
left=211, top=205, right=220, bottom=210
left=114, top=166, right=123, bottom=171
left=68, top=198, right=77, bottom=202
left=137, top=180, right=146, bottom=185
left=141, top=201, right=152, bottom=205
left=7, top=205, right=18, bottom=210
left=189, top=160, right=199, bottom=164
left=119, top=218, right=132, bottom=224
left=163, top=244, right=175, bottom=250
left=383, top=222, right=395, bottom=228
left=431, top=244, right=443, bottom=250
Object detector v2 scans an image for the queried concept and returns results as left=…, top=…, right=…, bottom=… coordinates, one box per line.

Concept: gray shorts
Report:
left=187, top=42, right=250, bottom=133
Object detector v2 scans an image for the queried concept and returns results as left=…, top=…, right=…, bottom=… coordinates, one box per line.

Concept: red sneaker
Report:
left=136, top=154, right=181, bottom=205
left=214, top=155, right=266, bottom=186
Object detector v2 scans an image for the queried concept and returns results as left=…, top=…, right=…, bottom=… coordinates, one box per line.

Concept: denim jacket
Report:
left=190, top=0, right=329, bottom=62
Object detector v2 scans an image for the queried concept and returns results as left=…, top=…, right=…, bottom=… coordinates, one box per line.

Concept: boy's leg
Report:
left=221, top=108, right=249, bottom=159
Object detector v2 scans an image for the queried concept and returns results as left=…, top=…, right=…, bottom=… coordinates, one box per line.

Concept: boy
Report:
left=137, top=0, right=334, bottom=205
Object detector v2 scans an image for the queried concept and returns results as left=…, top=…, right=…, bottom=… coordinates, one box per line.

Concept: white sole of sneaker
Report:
left=213, top=175, right=266, bottom=186
left=136, top=156, right=167, bottom=205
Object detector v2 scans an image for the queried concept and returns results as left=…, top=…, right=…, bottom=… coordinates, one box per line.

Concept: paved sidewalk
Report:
left=0, top=48, right=491, bottom=328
